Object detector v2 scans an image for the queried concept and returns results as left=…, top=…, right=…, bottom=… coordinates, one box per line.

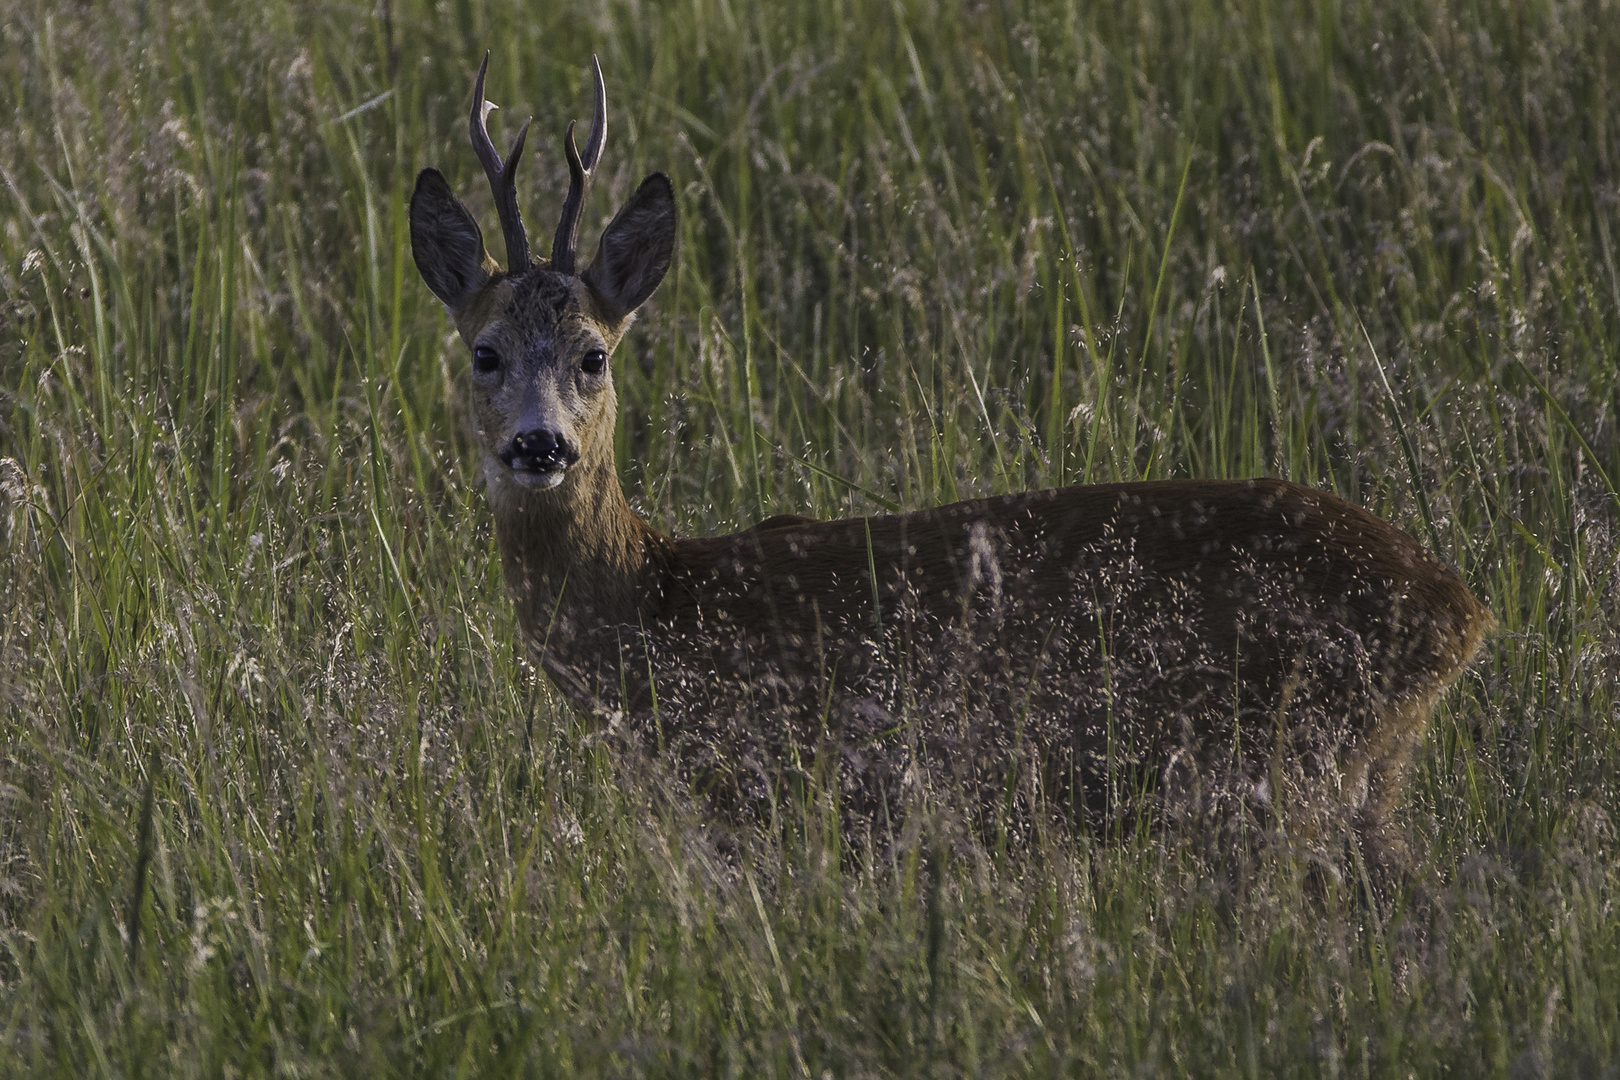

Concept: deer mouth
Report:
left=504, top=460, right=570, bottom=489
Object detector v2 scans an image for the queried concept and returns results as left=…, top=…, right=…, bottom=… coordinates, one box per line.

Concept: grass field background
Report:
left=1, top=0, right=1617, bottom=1074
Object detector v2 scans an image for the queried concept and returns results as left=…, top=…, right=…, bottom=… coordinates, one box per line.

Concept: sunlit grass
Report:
left=1, top=0, right=1616, bottom=1074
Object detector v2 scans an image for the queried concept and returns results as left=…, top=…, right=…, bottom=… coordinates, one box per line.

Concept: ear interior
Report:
left=583, top=173, right=677, bottom=323
left=410, top=168, right=493, bottom=310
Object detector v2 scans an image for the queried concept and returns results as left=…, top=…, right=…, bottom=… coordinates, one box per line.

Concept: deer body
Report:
left=412, top=56, right=1492, bottom=842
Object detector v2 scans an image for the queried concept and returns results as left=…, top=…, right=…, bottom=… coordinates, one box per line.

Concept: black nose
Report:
left=502, top=429, right=580, bottom=471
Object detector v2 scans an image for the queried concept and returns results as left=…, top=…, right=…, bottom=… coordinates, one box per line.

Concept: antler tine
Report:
left=469, top=51, right=532, bottom=273
left=582, top=55, right=607, bottom=171
left=550, top=55, right=609, bottom=276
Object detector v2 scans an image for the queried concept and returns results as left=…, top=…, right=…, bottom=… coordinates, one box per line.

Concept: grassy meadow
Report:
left=1, top=0, right=1618, bottom=1073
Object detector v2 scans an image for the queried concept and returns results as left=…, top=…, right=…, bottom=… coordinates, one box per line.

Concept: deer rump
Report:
left=535, top=477, right=1485, bottom=831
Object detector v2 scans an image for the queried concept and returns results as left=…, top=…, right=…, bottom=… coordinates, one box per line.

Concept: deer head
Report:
left=409, top=54, right=676, bottom=503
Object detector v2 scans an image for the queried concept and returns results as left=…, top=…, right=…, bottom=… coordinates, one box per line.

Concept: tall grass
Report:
left=0, top=0, right=1616, bottom=1073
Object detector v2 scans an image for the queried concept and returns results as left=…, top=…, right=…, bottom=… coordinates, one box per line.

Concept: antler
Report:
left=469, top=52, right=532, bottom=273
left=550, top=56, right=608, bottom=276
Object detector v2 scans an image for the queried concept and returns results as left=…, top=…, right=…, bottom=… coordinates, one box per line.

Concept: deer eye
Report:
left=473, top=345, right=501, bottom=374
left=581, top=349, right=607, bottom=375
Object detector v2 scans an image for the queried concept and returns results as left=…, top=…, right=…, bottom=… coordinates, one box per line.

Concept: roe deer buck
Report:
left=410, top=55, right=1493, bottom=854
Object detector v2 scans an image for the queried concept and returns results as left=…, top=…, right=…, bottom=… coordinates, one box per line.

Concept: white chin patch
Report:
left=512, top=468, right=566, bottom=490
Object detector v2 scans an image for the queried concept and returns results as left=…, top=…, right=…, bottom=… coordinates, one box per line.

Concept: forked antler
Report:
left=468, top=53, right=608, bottom=277
left=470, top=52, right=533, bottom=273
left=550, top=56, right=607, bottom=276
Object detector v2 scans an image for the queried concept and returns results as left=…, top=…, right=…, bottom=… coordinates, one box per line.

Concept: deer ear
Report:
left=584, top=173, right=676, bottom=323
left=410, top=168, right=492, bottom=311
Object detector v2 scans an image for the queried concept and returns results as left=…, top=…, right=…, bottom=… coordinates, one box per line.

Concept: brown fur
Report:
left=409, top=65, right=1493, bottom=851
left=493, top=465, right=1491, bottom=836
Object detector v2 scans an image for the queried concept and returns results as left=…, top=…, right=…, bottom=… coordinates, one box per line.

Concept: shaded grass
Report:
left=0, top=0, right=1617, bottom=1074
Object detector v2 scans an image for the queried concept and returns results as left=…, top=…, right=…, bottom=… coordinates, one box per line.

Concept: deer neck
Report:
left=486, top=450, right=662, bottom=643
